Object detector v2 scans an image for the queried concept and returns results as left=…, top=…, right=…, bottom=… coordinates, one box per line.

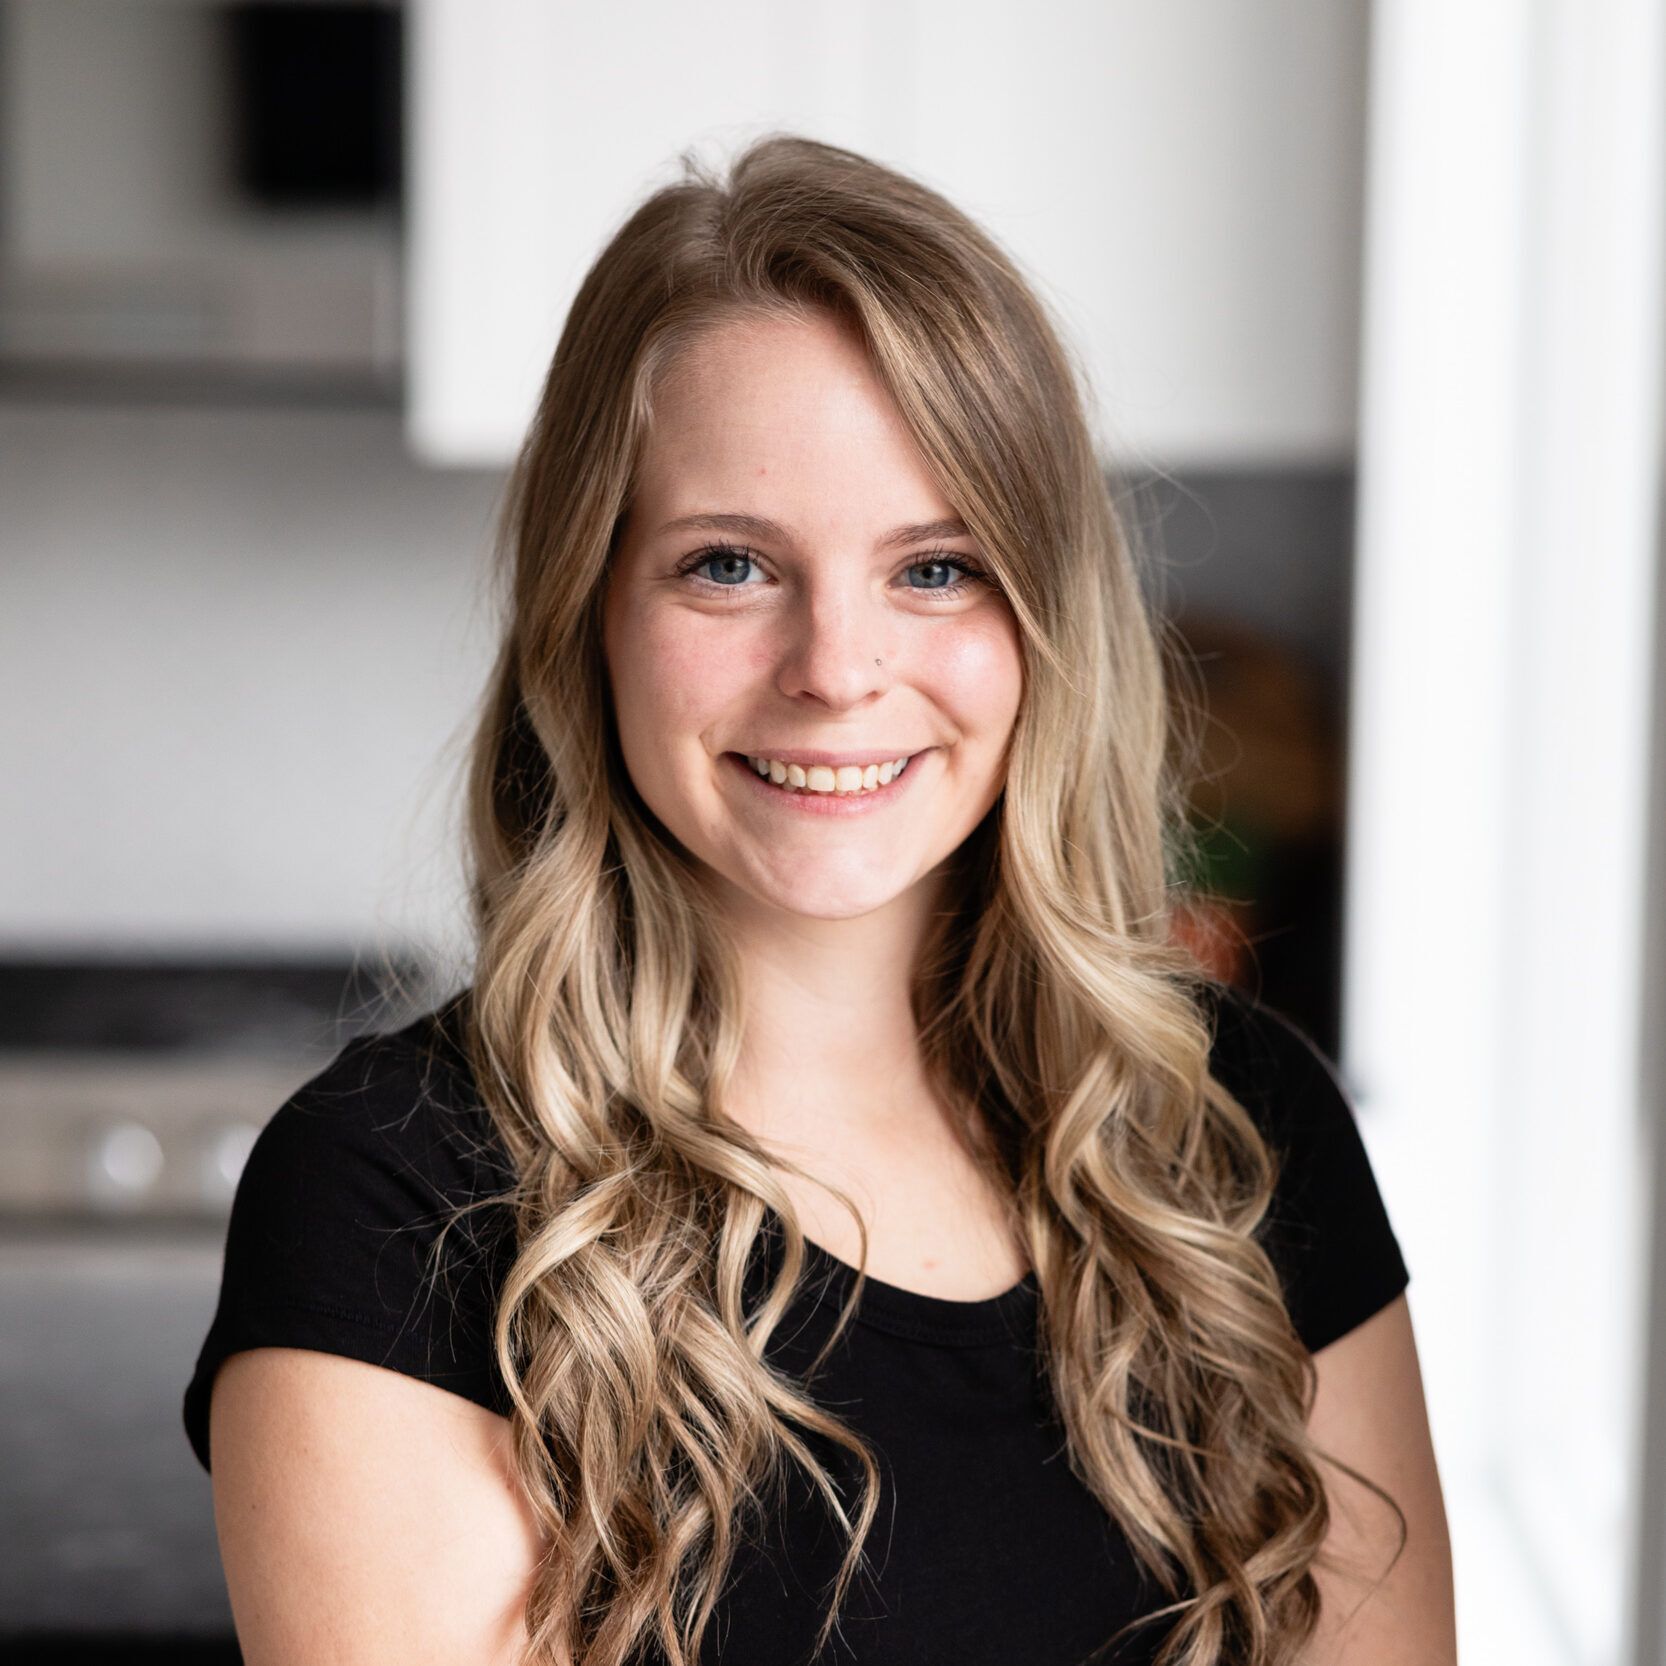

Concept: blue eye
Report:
left=675, top=544, right=992, bottom=599
left=681, top=548, right=760, bottom=586
left=907, top=557, right=980, bottom=591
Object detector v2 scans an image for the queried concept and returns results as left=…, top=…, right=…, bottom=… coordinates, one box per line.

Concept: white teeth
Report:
left=745, top=753, right=913, bottom=795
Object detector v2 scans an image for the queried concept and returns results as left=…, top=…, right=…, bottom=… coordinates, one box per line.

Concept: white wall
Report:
left=0, top=399, right=504, bottom=959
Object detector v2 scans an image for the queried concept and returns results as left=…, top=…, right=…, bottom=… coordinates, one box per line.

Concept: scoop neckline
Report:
left=760, top=1205, right=1039, bottom=1348
left=409, top=1004, right=1040, bottom=1347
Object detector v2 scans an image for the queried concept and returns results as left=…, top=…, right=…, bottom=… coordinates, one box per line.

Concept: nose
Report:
left=773, top=572, right=892, bottom=712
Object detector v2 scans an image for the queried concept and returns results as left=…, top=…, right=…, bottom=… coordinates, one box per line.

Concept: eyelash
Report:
left=674, top=543, right=993, bottom=599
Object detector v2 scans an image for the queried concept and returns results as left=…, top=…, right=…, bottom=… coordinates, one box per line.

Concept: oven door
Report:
left=1, top=1218, right=238, bottom=1659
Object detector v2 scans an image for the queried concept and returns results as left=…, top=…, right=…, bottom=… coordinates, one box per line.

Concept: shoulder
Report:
left=248, top=992, right=513, bottom=1216
left=1199, top=978, right=1344, bottom=1123
left=1194, top=980, right=1411, bottom=1355
left=1198, top=978, right=1370, bottom=1189
left=183, top=991, right=520, bottom=1471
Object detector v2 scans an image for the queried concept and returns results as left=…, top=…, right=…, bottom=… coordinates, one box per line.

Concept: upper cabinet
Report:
left=405, top=0, right=1370, bottom=470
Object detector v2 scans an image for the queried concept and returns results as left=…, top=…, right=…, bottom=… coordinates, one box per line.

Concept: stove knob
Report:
left=87, top=1120, right=165, bottom=1207
left=200, top=1122, right=260, bottom=1205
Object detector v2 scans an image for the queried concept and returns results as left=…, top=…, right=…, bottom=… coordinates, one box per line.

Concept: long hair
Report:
left=445, top=132, right=1401, bottom=1666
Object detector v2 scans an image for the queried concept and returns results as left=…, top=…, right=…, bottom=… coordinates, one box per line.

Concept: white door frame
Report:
left=1347, top=3, right=1666, bottom=1661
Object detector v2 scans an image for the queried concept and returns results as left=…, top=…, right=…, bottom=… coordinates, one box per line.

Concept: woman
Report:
left=185, top=135, right=1455, bottom=1665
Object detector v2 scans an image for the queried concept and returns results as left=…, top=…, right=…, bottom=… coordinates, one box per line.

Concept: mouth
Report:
left=723, top=749, right=929, bottom=815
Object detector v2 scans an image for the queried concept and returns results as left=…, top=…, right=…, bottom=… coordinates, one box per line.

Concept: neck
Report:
left=715, top=868, right=953, bottom=1145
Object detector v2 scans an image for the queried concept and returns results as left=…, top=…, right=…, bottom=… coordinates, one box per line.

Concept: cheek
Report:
left=926, top=614, right=1025, bottom=738
left=612, top=608, right=763, bottom=738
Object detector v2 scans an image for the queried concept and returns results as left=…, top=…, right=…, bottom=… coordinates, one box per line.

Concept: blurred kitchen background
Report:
left=2, top=2, right=1662, bottom=1663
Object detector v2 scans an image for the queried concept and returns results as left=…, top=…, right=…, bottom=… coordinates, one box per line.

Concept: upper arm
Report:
left=1303, top=1295, right=1457, bottom=1665
left=209, top=1346, right=550, bottom=1666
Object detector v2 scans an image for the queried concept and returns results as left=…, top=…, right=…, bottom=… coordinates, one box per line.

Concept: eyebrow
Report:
left=657, top=511, right=973, bottom=550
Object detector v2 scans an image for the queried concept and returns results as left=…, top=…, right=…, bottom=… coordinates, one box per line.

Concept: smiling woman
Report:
left=601, top=307, right=1023, bottom=925
left=186, top=133, right=1454, bottom=1666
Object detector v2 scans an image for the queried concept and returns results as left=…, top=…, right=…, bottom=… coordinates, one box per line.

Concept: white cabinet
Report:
left=406, top=0, right=1369, bottom=470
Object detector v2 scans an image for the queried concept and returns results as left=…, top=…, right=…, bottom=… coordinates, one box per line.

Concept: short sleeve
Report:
left=1205, top=984, right=1411, bottom=1354
left=181, top=1010, right=519, bottom=1473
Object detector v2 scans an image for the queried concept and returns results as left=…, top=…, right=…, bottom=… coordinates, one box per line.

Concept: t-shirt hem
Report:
left=182, top=1300, right=510, bottom=1474
left=1298, top=1265, right=1411, bottom=1356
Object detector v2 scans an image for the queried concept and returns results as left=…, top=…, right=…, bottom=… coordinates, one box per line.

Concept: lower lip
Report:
left=724, top=751, right=929, bottom=816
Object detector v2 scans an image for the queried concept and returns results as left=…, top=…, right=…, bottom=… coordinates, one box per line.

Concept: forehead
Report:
left=631, top=310, right=954, bottom=523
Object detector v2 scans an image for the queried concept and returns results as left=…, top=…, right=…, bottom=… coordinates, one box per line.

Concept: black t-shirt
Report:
left=183, top=982, right=1409, bottom=1666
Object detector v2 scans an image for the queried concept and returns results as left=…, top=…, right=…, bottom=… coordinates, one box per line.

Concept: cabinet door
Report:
left=405, top=0, right=1368, bottom=469
left=405, top=0, right=913, bottom=467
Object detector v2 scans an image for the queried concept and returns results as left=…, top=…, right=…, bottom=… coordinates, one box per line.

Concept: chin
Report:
left=778, top=893, right=896, bottom=922
left=749, top=869, right=911, bottom=922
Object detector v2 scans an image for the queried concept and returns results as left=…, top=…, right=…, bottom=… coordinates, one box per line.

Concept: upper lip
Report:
left=732, top=747, right=925, bottom=768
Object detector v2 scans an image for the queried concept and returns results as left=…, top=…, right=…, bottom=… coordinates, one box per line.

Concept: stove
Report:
left=0, top=957, right=440, bottom=1649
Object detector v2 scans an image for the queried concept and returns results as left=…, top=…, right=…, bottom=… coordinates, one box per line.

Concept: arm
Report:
left=209, top=1347, right=553, bottom=1666
left=1302, top=1294, right=1457, bottom=1664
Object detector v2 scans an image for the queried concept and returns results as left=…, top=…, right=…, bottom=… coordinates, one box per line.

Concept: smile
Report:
left=747, top=753, right=912, bottom=794
left=723, top=750, right=927, bottom=815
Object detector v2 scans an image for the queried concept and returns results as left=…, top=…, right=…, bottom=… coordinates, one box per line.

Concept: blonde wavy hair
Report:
left=443, top=132, right=1402, bottom=1666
